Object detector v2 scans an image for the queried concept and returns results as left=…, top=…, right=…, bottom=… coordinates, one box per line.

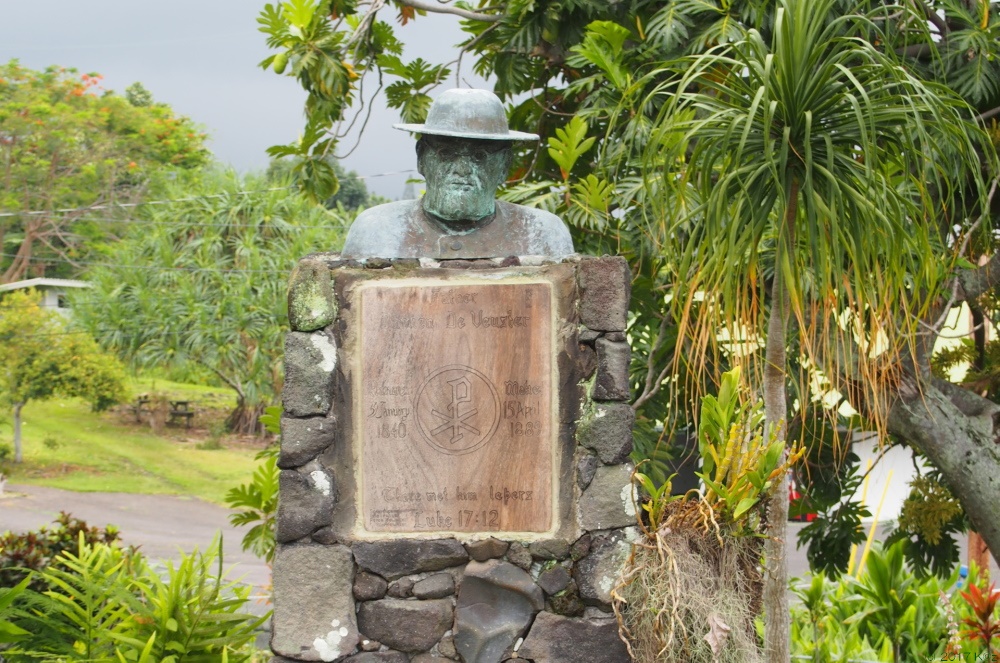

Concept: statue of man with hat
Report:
left=340, top=89, right=574, bottom=259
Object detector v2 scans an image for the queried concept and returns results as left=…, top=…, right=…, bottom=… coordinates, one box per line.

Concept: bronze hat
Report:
left=394, top=88, right=539, bottom=141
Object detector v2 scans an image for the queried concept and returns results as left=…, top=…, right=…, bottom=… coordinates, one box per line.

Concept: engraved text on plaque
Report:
left=358, top=281, right=554, bottom=534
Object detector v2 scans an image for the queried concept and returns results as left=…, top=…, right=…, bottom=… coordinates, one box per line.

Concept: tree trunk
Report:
left=763, top=262, right=790, bottom=663
left=13, top=402, right=24, bottom=463
left=762, top=180, right=797, bottom=663
left=887, top=374, right=1000, bottom=561
left=1, top=223, right=36, bottom=285
left=225, top=401, right=268, bottom=436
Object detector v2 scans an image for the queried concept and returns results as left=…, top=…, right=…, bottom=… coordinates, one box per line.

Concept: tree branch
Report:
left=195, top=358, right=246, bottom=403
left=632, top=314, right=672, bottom=410
left=896, top=42, right=935, bottom=58
left=398, top=0, right=502, bottom=22
left=932, top=374, right=1000, bottom=417
left=913, top=0, right=950, bottom=37
left=957, top=252, right=1000, bottom=301
left=975, top=105, right=1000, bottom=123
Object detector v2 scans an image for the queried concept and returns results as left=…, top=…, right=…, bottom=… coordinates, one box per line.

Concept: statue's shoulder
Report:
left=341, top=200, right=421, bottom=258
left=513, top=203, right=564, bottom=225
left=498, top=201, right=574, bottom=256
left=350, top=199, right=418, bottom=227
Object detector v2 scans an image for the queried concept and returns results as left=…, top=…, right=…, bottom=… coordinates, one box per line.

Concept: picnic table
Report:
left=168, top=401, right=195, bottom=428
left=131, top=394, right=151, bottom=423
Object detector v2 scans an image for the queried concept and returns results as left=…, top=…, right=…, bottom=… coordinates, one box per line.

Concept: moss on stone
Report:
left=288, top=259, right=337, bottom=332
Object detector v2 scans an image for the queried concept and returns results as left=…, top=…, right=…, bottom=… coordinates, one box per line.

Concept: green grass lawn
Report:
left=0, top=379, right=264, bottom=505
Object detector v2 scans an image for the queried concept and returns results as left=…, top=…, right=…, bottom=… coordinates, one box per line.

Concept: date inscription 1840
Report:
left=358, top=280, right=554, bottom=534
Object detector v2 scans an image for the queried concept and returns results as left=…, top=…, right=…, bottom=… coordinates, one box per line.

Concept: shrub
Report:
left=0, top=512, right=120, bottom=590
left=1, top=534, right=265, bottom=662
left=790, top=541, right=998, bottom=662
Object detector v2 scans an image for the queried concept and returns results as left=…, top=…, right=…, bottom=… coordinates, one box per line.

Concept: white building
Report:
left=0, top=277, right=91, bottom=315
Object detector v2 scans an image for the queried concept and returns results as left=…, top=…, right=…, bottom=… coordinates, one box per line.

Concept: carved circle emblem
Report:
left=414, top=364, right=501, bottom=455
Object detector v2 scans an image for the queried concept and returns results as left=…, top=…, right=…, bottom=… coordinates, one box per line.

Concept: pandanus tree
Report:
left=76, top=171, right=349, bottom=435
left=607, top=0, right=995, bottom=658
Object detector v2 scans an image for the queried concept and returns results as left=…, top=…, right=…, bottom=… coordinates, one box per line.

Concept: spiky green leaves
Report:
left=608, top=0, right=993, bottom=417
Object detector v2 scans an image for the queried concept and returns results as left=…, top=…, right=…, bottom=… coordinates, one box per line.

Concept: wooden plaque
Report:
left=357, top=280, right=554, bottom=534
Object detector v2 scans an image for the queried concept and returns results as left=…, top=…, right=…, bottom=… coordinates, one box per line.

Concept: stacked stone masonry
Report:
left=275, top=255, right=635, bottom=663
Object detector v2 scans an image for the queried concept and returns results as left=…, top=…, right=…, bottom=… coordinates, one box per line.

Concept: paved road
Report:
left=0, top=484, right=271, bottom=596
left=1, top=484, right=995, bottom=595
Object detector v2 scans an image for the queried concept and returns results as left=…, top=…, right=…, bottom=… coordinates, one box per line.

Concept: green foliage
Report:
left=258, top=405, right=282, bottom=436
left=922, top=0, right=1000, bottom=108
left=0, top=578, right=31, bottom=650
left=547, top=115, right=596, bottom=181
left=13, top=535, right=144, bottom=661
left=790, top=409, right=860, bottom=507
left=791, top=412, right=871, bottom=576
left=790, top=542, right=969, bottom=663
left=225, top=407, right=281, bottom=563
left=0, top=578, right=31, bottom=645
left=626, top=0, right=991, bottom=398
left=0, top=290, right=128, bottom=460
left=226, top=446, right=279, bottom=563
left=846, top=542, right=927, bottom=661
left=381, top=56, right=450, bottom=124
left=796, top=469, right=870, bottom=577
left=0, top=512, right=120, bottom=590
left=695, top=368, right=802, bottom=529
left=124, top=82, right=154, bottom=108
left=266, top=157, right=385, bottom=210
left=630, top=464, right=677, bottom=532
left=790, top=573, right=888, bottom=662
left=257, top=0, right=453, bottom=199
left=887, top=473, right=970, bottom=578
left=110, top=537, right=264, bottom=663
left=74, top=170, right=348, bottom=434
left=2, top=535, right=264, bottom=662
left=0, top=290, right=128, bottom=410
left=0, top=61, right=209, bottom=283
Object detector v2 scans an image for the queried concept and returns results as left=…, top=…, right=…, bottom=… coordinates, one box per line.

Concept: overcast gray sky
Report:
left=0, top=1, right=486, bottom=199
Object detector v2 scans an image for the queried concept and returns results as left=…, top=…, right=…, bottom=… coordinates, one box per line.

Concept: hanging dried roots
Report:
left=613, top=501, right=764, bottom=663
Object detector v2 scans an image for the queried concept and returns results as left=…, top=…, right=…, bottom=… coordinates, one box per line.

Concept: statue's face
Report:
left=418, top=136, right=511, bottom=224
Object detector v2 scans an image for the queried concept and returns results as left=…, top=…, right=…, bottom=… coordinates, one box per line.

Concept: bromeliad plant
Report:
left=697, top=367, right=804, bottom=532
left=631, top=464, right=679, bottom=534
left=616, top=368, right=803, bottom=663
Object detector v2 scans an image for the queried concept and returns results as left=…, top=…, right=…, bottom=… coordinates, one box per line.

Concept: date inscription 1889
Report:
left=358, top=280, right=554, bottom=534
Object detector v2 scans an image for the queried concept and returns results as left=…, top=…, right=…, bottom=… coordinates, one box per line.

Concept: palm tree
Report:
left=620, top=0, right=993, bottom=659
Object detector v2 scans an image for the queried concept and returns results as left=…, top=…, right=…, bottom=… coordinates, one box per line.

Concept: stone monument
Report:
left=273, top=89, right=636, bottom=663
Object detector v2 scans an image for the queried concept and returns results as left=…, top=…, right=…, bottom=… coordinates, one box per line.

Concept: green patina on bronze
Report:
left=287, top=257, right=336, bottom=332
left=417, top=135, right=511, bottom=224
left=340, top=89, right=575, bottom=260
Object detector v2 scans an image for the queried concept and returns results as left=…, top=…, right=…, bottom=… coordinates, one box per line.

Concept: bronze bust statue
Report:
left=340, top=89, right=575, bottom=259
